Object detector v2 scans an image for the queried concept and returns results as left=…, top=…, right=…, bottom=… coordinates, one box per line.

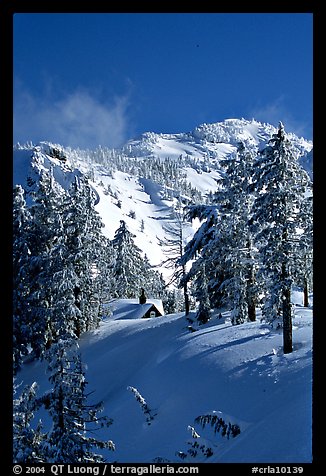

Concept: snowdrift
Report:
left=18, top=296, right=312, bottom=463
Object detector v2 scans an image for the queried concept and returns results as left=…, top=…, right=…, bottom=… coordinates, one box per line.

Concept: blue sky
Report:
left=13, top=13, right=313, bottom=149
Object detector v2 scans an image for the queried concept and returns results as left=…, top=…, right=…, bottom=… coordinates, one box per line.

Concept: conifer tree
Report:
left=95, top=236, right=117, bottom=312
left=180, top=203, right=225, bottom=311
left=13, top=381, right=46, bottom=463
left=13, top=185, right=33, bottom=372
left=65, top=176, right=108, bottom=334
left=141, top=255, right=166, bottom=299
left=181, top=142, right=258, bottom=324
left=13, top=170, right=109, bottom=359
left=20, top=169, right=69, bottom=357
left=216, top=142, right=258, bottom=324
left=111, top=220, right=146, bottom=298
left=41, top=339, right=115, bottom=462
left=162, top=288, right=185, bottom=314
left=294, top=191, right=313, bottom=307
left=251, top=122, right=312, bottom=353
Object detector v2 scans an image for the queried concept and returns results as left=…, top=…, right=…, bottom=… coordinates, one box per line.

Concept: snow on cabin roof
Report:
left=107, top=298, right=164, bottom=320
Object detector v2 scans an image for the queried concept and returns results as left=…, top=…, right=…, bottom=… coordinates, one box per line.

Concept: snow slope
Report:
left=13, top=118, right=313, bottom=463
left=17, top=292, right=312, bottom=463
left=13, top=143, right=190, bottom=277
left=13, top=118, right=313, bottom=279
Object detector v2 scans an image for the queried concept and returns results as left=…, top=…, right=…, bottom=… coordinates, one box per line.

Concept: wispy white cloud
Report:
left=249, top=96, right=312, bottom=139
left=14, top=82, right=132, bottom=149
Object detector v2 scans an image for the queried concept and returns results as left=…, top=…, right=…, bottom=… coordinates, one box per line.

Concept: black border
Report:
left=2, top=1, right=321, bottom=472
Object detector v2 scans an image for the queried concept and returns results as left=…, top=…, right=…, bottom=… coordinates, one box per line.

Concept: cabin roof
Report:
left=107, top=298, right=164, bottom=320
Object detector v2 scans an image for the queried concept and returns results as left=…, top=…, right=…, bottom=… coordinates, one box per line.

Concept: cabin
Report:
left=107, top=290, right=164, bottom=320
left=137, top=288, right=164, bottom=318
left=139, top=301, right=164, bottom=319
left=107, top=299, right=164, bottom=320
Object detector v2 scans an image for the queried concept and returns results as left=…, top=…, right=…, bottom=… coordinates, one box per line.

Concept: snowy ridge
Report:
left=121, top=118, right=312, bottom=167
left=13, top=118, right=313, bottom=276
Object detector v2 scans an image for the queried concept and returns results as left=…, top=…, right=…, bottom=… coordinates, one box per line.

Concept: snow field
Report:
left=44, top=302, right=311, bottom=463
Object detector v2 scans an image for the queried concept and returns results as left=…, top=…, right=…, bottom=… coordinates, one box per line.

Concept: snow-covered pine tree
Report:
left=162, top=287, right=185, bottom=314
left=141, top=254, right=166, bottom=299
left=111, top=220, right=147, bottom=298
left=45, top=234, right=81, bottom=347
left=215, top=142, right=258, bottom=324
left=180, top=203, right=225, bottom=311
left=65, top=176, right=108, bottom=334
left=19, top=169, right=71, bottom=357
left=13, top=381, right=46, bottom=463
left=293, top=190, right=313, bottom=307
left=127, top=386, right=157, bottom=425
left=13, top=185, right=33, bottom=372
left=41, top=339, right=115, bottom=463
left=251, top=122, right=312, bottom=353
left=180, top=142, right=259, bottom=325
left=14, top=169, right=109, bottom=358
left=194, top=413, right=241, bottom=439
left=181, top=175, right=254, bottom=322
left=95, top=237, right=117, bottom=315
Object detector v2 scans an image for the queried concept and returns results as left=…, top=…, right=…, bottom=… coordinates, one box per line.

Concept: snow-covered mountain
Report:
left=13, top=118, right=313, bottom=278
left=13, top=118, right=314, bottom=463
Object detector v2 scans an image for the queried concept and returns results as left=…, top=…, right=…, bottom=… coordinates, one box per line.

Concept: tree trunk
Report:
left=75, top=320, right=81, bottom=338
left=282, top=269, right=293, bottom=354
left=184, top=282, right=190, bottom=316
left=246, top=264, right=256, bottom=322
left=303, top=278, right=309, bottom=307
left=247, top=299, right=256, bottom=322
left=281, top=221, right=292, bottom=354
left=182, top=263, right=190, bottom=316
left=58, top=360, right=65, bottom=432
